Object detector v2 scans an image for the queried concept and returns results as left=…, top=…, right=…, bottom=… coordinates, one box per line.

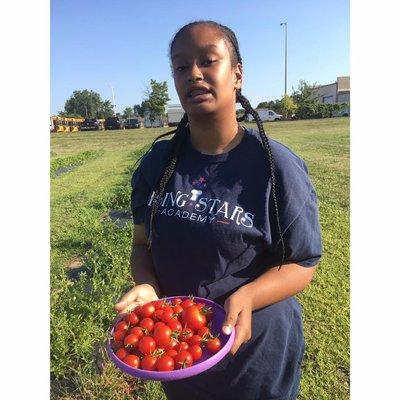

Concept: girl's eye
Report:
left=202, top=59, right=217, bottom=66
left=175, top=66, right=187, bottom=72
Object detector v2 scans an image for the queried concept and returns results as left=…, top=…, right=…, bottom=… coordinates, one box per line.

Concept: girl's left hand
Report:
left=221, top=288, right=253, bottom=355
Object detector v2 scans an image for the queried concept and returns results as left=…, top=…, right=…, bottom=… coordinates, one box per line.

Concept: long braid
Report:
left=237, top=91, right=286, bottom=268
left=148, top=114, right=188, bottom=247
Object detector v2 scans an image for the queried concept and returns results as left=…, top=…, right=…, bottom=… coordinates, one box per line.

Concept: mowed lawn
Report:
left=50, top=118, right=349, bottom=400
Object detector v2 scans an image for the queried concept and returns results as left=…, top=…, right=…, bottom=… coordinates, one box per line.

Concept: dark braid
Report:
left=148, top=114, right=188, bottom=247
left=237, top=91, right=286, bottom=268
left=145, top=20, right=285, bottom=267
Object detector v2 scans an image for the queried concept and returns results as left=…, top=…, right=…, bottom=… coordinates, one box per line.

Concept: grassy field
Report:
left=50, top=118, right=349, bottom=399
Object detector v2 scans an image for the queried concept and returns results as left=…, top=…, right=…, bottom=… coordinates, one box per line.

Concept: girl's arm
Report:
left=223, top=263, right=317, bottom=355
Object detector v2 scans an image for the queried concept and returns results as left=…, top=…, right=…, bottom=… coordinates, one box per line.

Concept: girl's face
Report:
left=171, top=25, right=243, bottom=117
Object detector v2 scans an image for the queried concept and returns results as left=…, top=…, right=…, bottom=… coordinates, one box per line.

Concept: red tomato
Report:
left=188, top=345, right=202, bottom=361
left=195, top=302, right=206, bottom=310
left=140, top=303, right=156, bottom=318
left=196, top=326, right=211, bottom=338
left=123, top=354, right=140, bottom=368
left=171, top=298, right=182, bottom=305
left=182, top=305, right=207, bottom=331
left=164, top=337, right=179, bottom=351
left=115, top=321, right=128, bottom=332
left=141, top=355, right=157, bottom=371
left=125, top=312, right=139, bottom=327
left=115, top=347, right=129, bottom=360
left=123, top=334, right=139, bottom=349
left=178, top=327, right=193, bottom=342
left=175, top=342, right=189, bottom=352
left=161, top=306, right=175, bottom=323
left=153, top=309, right=164, bottom=321
left=166, top=349, right=178, bottom=358
left=153, top=325, right=172, bottom=347
left=153, top=321, right=166, bottom=331
left=181, top=299, right=195, bottom=309
left=113, top=330, right=126, bottom=342
left=129, top=326, right=144, bottom=339
left=138, top=336, right=156, bottom=355
left=207, top=337, right=221, bottom=353
left=174, top=351, right=193, bottom=369
left=140, top=317, right=154, bottom=332
left=156, top=355, right=175, bottom=371
left=172, top=304, right=184, bottom=317
left=167, top=320, right=182, bottom=332
left=153, top=299, right=168, bottom=310
left=187, top=334, right=202, bottom=347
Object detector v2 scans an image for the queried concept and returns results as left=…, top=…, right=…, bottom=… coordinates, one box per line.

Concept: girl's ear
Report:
left=233, top=63, right=243, bottom=90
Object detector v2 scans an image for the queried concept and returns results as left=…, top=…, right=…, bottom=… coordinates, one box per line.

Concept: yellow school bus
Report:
left=50, top=116, right=85, bottom=133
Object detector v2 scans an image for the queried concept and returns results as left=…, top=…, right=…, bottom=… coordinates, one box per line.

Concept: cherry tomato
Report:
left=123, top=354, right=140, bottom=368
left=172, top=304, right=184, bottom=317
left=115, top=347, right=129, bottom=360
left=154, top=321, right=166, bottom=331
left=188, top=345, right=202, bottom=361
left=153, top=299, right=168, bottom=310
left=164, top=337, right=179, bottom=351
left=138, top=336, right=156, bottom=355
left=175, top=342, right=189, bottom=352
left=181, top=299, right=195, bottom=309
left=156, top=355, right=175, bottom=371
left=153, top=325, right=172, bottom=347
left=167, top=320, right=182, bottom=333
left=141, top=355, right=157, bottom=371
left=182, top=305, right=207, bottom=331
left=123, top=334, right=139, bottom=350
left=196, top=326, right=211, bottom=338
left=140, top=303, right=156, bottom=318
left=187, top=334, right=202, bottom=347
left=207, top=337, right=221, bottom=353
left=129, top=326, right=144, bottom=339
left=125, top=312, right=139, bottom=327
left=161, top=306, right=175, bottom=323
left=166, top=349, right=178, bottom=358
left=140, top=317, right=154, bottom=332
left=171, top=298, right=182, bottom=305
left=178, top=327, right=193, bottom=342
left=195, top=302, right=206, bottom=310
left=153, top=309, right=164, bottom=321
left=115, top=321, right=128, bottom=332
left=174, top=351, right=193, bottom=369
left=113, top=330, right=126, bottom=342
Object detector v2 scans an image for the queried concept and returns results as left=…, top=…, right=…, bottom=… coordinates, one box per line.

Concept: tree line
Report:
left=59, top=79, right=348, bottom=121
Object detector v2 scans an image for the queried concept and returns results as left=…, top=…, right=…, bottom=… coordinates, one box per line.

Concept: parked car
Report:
left=247, top=109, right=283, bottom=122
left=124, top=117, right=142, bottom=129
left=80, top=118, right=104, bottom=131
left=167, top=104, right=185, bottom=126
left=105, top=116, right=125, bottom=130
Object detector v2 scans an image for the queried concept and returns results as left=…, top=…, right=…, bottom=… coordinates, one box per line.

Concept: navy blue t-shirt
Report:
left=131, top=128, right=322, bottom=400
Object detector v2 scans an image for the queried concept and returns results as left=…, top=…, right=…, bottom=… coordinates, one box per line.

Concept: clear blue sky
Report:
left=51, top=0, right=349, bottom=115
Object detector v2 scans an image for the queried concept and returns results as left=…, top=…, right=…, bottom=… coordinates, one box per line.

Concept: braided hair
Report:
left=142, top=20, right=285, bottom=267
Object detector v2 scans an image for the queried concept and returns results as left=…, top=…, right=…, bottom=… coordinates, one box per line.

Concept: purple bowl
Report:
left=107, top=296, right=235, bottom=381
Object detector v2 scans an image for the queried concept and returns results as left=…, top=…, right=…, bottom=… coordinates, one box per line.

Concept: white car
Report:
left=247, top=109, right=283, bottom=122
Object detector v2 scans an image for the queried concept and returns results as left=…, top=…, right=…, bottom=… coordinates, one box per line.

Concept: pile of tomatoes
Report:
left=110, top=297, right=222, bottom=372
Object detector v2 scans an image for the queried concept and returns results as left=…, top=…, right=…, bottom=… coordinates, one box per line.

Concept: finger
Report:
left=230, top=309, right=252, bottom=355
left=222, top=300, right=240, bottom=335
left=117, top=301, right=141, bottom=316
left=114, top=288, right=138, bottom=311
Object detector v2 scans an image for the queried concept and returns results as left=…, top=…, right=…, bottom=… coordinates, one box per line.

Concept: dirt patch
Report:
left=65, top=256, right=92, bottom=281
left=107, top=209, right=133, bottom=228
left=54, top=165, right=77, bottom=177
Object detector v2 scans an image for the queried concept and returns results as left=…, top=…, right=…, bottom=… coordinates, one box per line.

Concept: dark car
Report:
left=80, top=118, right=103, bottom=131
left=105, top=116, right=125, bottom=130
left=125, top=118, right=142, bottom=129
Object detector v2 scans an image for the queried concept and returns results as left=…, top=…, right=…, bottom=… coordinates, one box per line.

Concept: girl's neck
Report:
left=187, top=109, right=244, bottom=155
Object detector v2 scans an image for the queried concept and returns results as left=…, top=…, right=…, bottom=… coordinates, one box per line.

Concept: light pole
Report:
left=280, top=22, right=288, bottom=97
left=109, top=84, right=117, bottom=116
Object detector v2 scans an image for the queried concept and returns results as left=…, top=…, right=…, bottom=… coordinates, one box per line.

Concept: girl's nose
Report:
left=187, top=63, right=203, bottom=83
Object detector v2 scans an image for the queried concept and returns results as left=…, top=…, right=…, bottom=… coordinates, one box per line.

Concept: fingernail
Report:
left=222, top=325, right=232, bottom=335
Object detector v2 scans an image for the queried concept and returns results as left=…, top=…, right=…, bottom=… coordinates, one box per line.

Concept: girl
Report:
left=115, top=20, right=322, bottom=400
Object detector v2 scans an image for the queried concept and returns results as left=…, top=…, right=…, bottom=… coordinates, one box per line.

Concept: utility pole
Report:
left=280, top=22, right=288, bottom=97
left=109, top=84, right=117, bottom=116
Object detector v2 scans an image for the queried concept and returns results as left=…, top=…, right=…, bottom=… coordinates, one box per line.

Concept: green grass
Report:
left=50, top=118, right=349, bottom=399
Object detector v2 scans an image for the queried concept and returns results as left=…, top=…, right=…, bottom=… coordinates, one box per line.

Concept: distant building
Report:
left=312, top=76, right=350, bottom=104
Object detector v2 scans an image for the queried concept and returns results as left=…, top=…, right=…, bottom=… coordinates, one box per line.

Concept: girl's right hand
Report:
left=114, top=283, right=159, bottom=315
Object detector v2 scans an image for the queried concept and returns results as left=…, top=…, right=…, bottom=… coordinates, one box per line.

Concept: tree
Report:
left=279, top=95, right=297, bottom=119
left=257, top=100, right=281, bottom=112
left=291, top=80, right=318, bottom=105
left=98, top=100, right=114, bottom=119
left=123, top=107, right=134, bottom=119
left=133, top=104, right=144, bottom=117
left=143, top=79, right=170, bottom=122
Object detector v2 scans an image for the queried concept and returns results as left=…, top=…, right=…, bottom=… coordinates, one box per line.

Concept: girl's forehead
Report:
left=171, top=25, right=228, bottom=57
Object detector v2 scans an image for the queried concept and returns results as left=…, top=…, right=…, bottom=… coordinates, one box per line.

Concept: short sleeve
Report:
left=282, top=186, right=322, bottom=267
